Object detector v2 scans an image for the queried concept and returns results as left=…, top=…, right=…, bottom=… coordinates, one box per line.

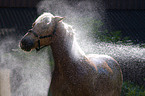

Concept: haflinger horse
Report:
left=20, top=13, right=123, bottom=96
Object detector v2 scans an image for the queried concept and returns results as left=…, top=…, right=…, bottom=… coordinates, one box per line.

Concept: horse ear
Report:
left=54, top=16, right=64, bottom=22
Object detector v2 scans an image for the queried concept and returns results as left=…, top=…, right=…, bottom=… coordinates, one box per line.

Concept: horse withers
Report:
left=20, top=13, right=123, bottom=96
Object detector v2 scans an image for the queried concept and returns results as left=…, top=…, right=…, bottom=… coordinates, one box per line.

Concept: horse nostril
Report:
left=20, top=37, right=35, bottom=51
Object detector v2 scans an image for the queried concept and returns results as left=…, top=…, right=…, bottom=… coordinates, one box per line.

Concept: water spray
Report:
left=0, top=0, right=144, bottom=96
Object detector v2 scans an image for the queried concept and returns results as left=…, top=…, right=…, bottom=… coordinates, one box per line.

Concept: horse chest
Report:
left=49, top=63, right=94, bottom=96
left=50, top=78, right=91, bottom=96
left=50, top=73, right=77, bottom=96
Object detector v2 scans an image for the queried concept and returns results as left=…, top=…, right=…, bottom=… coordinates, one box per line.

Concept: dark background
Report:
left=0, top=0, right=145, bottom=43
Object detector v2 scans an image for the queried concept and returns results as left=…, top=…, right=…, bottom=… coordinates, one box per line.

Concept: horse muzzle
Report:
left=20, top=37, right=35, bottom=51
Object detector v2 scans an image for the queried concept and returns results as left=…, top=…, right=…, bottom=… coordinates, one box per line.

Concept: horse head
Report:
left=20, top=13, right=64, bottom=51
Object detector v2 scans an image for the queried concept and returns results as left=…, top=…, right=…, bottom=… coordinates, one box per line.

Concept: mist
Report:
left=0, top=37, right=51, bottom=96
left=0, top=0, right=144, bottom=96
left=37, top=0, right=105, bottom=40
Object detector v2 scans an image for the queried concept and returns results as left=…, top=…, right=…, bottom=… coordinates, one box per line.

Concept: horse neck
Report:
left=50, top=22, right=85, bottom=69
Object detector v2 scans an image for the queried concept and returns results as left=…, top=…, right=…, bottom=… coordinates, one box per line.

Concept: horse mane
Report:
left=62, top=22, right=75, bottom=36
left=62, top=22, right=86, bottom=57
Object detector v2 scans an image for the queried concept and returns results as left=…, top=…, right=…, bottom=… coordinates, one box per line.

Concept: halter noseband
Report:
left=28, top=24, right=57, bottom=51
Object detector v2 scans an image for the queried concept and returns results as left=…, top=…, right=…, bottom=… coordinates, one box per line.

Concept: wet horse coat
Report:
left=20, top=13, right=123, bottom=96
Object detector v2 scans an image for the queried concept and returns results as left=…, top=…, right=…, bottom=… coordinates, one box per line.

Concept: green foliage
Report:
left=121, top=81, right=145, bottom=96
left=97, top=30, right=131, bottom=43
left=91, top=19, right=131, bottom=43
left=139, top=43, right=145, bottom=48
left=68, top=17, right=132, bottom=44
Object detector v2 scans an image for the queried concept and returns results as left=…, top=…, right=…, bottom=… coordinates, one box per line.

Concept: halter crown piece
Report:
left=28, top=23, right=57, bottom=51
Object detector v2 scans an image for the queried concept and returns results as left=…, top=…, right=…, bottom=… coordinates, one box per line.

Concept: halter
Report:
left=28, top=23, right=57, bottom=51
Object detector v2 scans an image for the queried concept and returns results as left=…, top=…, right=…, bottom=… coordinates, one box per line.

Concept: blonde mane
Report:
left=63, top=22, right=75, bottom=35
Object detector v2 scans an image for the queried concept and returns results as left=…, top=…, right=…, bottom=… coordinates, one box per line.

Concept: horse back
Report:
left=86, top=54, right=123, bottom=95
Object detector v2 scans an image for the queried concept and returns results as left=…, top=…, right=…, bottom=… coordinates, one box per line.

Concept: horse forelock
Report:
left=34, top=13, right=75, bottom=37
left=35, top=13, right=54, bottom=24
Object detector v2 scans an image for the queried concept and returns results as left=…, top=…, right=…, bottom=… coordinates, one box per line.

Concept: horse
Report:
left=20, top=13, right=123, bottom=96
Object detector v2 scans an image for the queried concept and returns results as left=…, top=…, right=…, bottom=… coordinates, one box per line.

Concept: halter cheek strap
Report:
left=28, top=24, right=57, bottom=51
